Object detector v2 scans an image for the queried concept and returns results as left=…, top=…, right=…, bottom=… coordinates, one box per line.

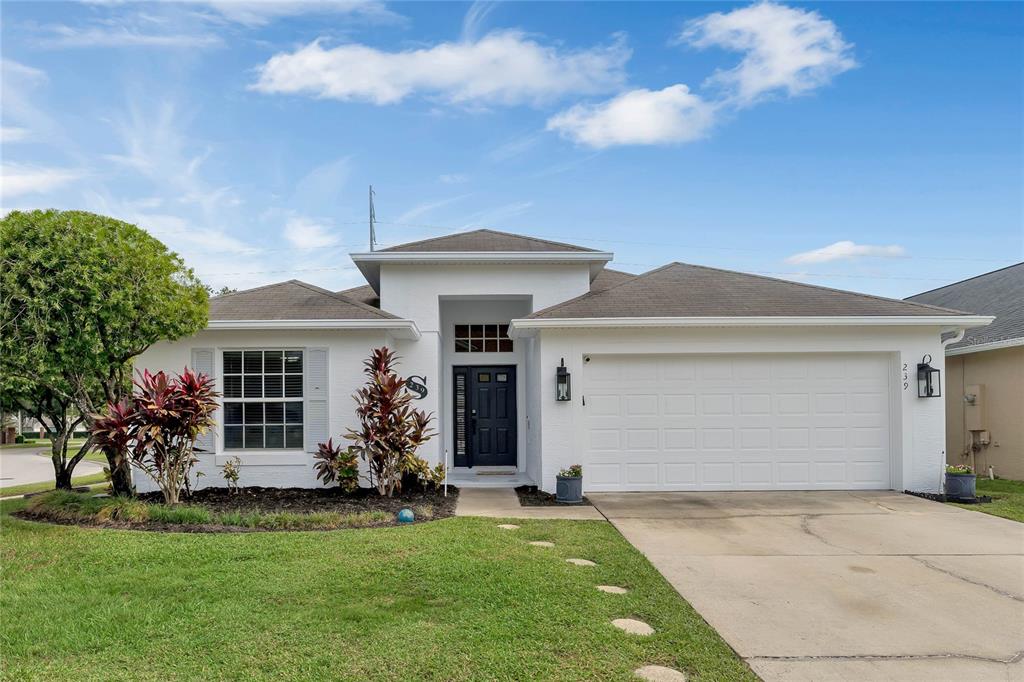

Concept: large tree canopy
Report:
left=0, top=209, right=209, bottom=492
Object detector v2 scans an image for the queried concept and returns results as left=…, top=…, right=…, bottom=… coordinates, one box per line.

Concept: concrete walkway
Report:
left=590, top=490, right=1024, bottom=682
left=455, top=487, right=604, bottom=520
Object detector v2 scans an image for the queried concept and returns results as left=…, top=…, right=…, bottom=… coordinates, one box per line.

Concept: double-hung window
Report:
left=222, top=350, right=303, bottom=450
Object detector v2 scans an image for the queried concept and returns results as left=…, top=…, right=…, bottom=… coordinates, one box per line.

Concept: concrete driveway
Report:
left=0, top=446, right=105, bottom=487
left=590, top=491, right=1024, bottom=681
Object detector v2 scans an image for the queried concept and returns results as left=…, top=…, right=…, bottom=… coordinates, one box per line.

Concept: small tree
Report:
left=1, top=210, right=208, bottom=495
left=91, top=368, right=218, bottom=505
left=346, top=348, right=434, bottom=497
left=0, top=376, right=102, bottom=489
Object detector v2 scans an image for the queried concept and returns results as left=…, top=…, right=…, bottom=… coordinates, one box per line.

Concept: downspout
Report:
left=939, top=328, right=968, bottom=492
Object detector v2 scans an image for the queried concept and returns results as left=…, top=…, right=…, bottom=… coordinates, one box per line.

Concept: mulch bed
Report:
left=515, top=485, right=592, bottom=507
left=14, top=485, right=460, bottom=533
left=905, top=490, right=992, bottom=505
left=140, top=485, right=460, bottom=516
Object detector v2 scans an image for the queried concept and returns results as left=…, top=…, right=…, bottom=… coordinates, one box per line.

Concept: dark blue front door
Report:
left=453, top=366, right=516, bottom=467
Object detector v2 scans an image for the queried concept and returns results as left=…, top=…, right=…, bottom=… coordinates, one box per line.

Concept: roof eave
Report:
left=206, top=318, right=421, bottom=339
left=509, top=315, right=995, bottom=337
left=350, top=251, right=615, bottom=292
left=946, top=337, right=1024, bottom=356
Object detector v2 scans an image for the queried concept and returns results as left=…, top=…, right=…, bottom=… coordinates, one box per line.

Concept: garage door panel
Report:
left=739, top=461, right=773, bottom=486
left=582, top=353, right=892, bottom=491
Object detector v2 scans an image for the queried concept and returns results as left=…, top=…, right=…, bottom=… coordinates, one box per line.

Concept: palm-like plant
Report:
left=90, top=368, right=218, bottom=504
left=346, top=348, right=434, bottom=497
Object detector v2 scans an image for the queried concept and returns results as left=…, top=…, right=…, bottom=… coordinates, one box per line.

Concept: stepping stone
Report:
left=596, top=585, right=628, bottom=594
left=566, top=558, right=596, bottom=566
left=634, top=665, right=687, bottom=681
left=612, top=618, right=655, bottom=636
left=497, top=524, right=520, bottom=530
left=529, top=541, right=554, bottom=548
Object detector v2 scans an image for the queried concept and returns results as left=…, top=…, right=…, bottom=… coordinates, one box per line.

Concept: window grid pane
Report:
left=454, top=323, right=514, bottom=353
left=222, top=349, right=303, bottom=450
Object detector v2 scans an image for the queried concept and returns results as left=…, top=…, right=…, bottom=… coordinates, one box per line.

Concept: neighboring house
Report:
left=907, top=263, right=1024, bottom=480
left=135, top=229, right=991, bottom=494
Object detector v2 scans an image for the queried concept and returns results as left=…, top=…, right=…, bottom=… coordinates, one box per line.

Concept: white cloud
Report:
left=681, top=1, right=856, bottom=106
left=487, top=132, right=542, bottom=162
left=546, top=85, right=717, bottom=148
left=0, top=164, right=81, bottom=199
left=0, top=59, right=47, bottom=84
left=461, top=1, right=498, bottom=42
left=458, top=200, right=534, bottom=229
left=1, top=127, right=30, bottom=143
left=196, top=0, right=399, bottom=27
left=251, top=31, right=630, bottom=106
left=41, top=24, right=222, bottom=48
left=284, top=216, right=341, bottom=249
left=394, top=194, right=471, bottom=224
left=786, top=241, right=906, bottom=264
left=439, top=173, right=469, bottom=184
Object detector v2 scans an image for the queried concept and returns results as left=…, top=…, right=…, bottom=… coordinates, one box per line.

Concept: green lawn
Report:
left=952, top=478, right=1024, bottom=523
left=0, top=499, right=753, bottom=681
left=0, top=472, right=108, bottom=498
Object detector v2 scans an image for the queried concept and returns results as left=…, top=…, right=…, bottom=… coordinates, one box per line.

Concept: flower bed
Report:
left=16, top=485, right=459, bottom=533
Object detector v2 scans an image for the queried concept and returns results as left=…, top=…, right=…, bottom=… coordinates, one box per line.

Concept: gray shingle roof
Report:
left=210, top=280, right=396, bottom=320
left=338, top=267, right=635, bottom=308
left=336, top=283, right=379, bottom=307
left=590, top=268, right=635, bottom=292
left=380, top=228, right=597, bottom=253
left=530, top=263, right=970, bottom=319
left=906, top=263, right=1024, bottom=350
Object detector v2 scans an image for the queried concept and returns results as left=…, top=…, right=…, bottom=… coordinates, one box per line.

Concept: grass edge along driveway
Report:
left=0, top=498, right=754, bottom=681
left=952, top=477, right=1024, bottom=523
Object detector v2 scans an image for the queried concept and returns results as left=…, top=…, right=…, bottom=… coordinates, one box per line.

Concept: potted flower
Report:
left=556, top=464, right=583, bottom=504
left=945, top=463, right=976, bottom=500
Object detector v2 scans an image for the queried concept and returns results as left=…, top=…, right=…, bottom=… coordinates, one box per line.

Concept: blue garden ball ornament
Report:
left=397, top=508, right=415, bottom=524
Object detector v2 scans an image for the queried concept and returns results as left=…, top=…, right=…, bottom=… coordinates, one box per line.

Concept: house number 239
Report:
left=902, top=363, right=909, bottom=391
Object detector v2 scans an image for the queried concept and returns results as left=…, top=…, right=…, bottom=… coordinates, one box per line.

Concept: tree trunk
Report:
left=54, top=465, right=73, bottom=490
left=107, top=456, right=134, bottom=497
left=51, top=434, right=72, bottom=490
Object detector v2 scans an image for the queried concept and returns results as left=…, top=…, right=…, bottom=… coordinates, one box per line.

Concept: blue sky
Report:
left=2, top=1, right=1021, bottom=297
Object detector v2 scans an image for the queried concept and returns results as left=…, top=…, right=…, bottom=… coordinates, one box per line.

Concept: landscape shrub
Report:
left=312, top=438, right=360, bottom=492
left=92, top=368, right=218, bottom=505
left=345, top=347, right=436, bottom=497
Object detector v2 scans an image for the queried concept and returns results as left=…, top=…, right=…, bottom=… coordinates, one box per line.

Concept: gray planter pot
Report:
left=945, top=473, right=977, bottom=500
left=556, top=475, right=583, bottom=504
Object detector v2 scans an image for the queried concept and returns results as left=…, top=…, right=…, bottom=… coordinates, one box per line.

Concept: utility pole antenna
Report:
left=368, top=184, right=377, bottom=252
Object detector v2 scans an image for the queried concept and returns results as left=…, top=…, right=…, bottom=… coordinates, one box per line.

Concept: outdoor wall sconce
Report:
left=556, top=358, right=571, bottom=402
left=917, top=354, right=941, bottom=398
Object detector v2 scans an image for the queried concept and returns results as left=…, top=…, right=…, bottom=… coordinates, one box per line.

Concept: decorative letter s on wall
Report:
left=406, top=375, right=428, bottom=399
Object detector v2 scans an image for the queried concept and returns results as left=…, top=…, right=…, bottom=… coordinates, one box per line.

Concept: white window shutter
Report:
left=191, top=348, right=216, bottom=455
left=304, top=348, right=329, bottom=453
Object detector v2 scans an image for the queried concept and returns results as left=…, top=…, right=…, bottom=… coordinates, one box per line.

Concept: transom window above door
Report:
left=454, top=324, right=513, bottom=353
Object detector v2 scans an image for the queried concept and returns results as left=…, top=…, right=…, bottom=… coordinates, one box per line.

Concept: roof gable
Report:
left=907, top=263, right=1024, bottom=349
left=210, top=280, right=397, bottom=321
left=530, top=262, right=969, bottom=319
left=380, top=228, right=597, bottom=253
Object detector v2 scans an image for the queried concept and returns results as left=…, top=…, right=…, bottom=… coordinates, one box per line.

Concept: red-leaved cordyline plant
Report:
left=346, top=348, right=434, bottom=497
left=91, top=399, right=139, bottom=494
left=90, top=367, right=218, bottom=504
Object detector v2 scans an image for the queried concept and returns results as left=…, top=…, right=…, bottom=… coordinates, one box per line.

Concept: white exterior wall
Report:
left=378, top=262, right=591, bottom=476
left=438, top=298, right=532, bottom=471
left=534, top=325, right=950, bottom=494
left=132, top=328, right=389, bottom=492
left=378, top=263, right=591, bottom=329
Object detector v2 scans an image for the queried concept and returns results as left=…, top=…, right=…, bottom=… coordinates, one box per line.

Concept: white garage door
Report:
left=582, top=353, right=892, bottom=491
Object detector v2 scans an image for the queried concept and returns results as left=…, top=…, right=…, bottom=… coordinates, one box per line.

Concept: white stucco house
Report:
left=135, top=229, right=991, bottom=494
